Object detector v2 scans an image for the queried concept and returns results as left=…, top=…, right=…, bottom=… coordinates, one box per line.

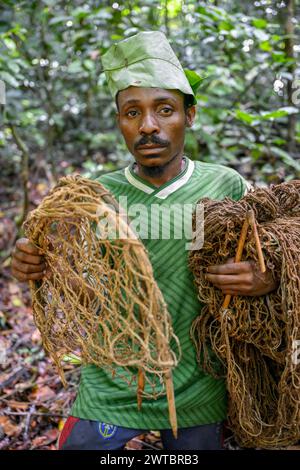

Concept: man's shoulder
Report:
left=93, top=167, right=127, bottom=186
left=192, top=160, right=249, bottom=200
left=193, top=160, right=242, bottom=179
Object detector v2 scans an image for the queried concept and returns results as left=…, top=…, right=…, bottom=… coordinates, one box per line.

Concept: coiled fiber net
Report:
left=23, top=175, right=180, bottom=432
left=189, top=180, right=300, bottom=448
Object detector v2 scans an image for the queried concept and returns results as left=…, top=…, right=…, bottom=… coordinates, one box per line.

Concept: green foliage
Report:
left=0, top=0, right=299, bottom=190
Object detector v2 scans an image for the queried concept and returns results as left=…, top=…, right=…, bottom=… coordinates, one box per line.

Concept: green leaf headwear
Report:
left=101, top=31, right=202, bottom=105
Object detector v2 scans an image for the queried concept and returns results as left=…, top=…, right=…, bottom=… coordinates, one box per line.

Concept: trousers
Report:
left=58, top=416, right=224, bottom=450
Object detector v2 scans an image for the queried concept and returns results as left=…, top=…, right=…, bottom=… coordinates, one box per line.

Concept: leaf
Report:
left=12, top=297, right=23, bottom=307
left=6, top=61, right=20, bottom=74
left=45, top=428, right=59, bottom=441
left=48, top=15, right=71, bottom=25
left=3, top=37, right=16, bottom=50
left=218, top=20, right=233, bottom=31
left=31, top=436, right=46, bottom=448
left=272, top=51, right=288, bottom=63
left=0, top=416, right=21, bottom=437
left=271, top=138, right=286, bottom=146
left=58, top=419, right=65, bottom=432
left=30, top=385, right=56, bottom=402
left=252, top=19, right=267, bottom=29
left=277, top=106, right=299, bottom=115
left=31, top=329, right=42, bottom=343
left=2, top=257, right=11, bottom=268
left=62, top=353, right=82, bottom=364
left=83, top=59, right=94, bottom=71
left=261, top=107, right=299, bottom=120
left=7, top=400, right=29, bottom=410
left=261, top=110, right=289, bottom=120
left=72, top=7, right=90, bottom=21
left=235, top=110, right=255, bottom=124
left=254, top=29, right=269, bottom=41
left=235, top=106, right=298, bottom=126
left=67, top=60, right=83, bottom=74
left=126, top=435, right=145, bottom=450
left=8, top=282, right=21, bottom=296
left=184, top=69, right=203, bottom=95
left=31, top=429, right=59, bottom=449
left=259, top=41, right=272, bottom=52
left=0, top=71, right=19, bottom=88
left=270, top=146, right=300, bottom=172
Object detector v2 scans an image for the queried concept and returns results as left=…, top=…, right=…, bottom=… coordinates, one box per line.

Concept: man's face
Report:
left=116, top=87, right=195, bottom=169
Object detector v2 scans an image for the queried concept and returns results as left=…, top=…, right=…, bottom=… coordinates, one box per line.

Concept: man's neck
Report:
left=133, top=155, right=185, bottom=188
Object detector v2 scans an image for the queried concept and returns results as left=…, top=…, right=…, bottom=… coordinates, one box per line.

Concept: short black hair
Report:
left=183, top=94, right=194, bottom=112
left=115, top=91, right=194, bottom=114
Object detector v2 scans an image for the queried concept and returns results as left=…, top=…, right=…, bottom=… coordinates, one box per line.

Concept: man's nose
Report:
left=138, top=112, right=160, bottom=134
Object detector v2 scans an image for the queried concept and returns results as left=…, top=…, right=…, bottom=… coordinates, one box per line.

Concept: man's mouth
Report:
left=137, top=146, right=167, bottom=156
left=138, top=144, right=167, bottom=150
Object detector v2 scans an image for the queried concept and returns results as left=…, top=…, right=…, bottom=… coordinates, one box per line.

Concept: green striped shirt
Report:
left=71, top=157, right=247, bottom=429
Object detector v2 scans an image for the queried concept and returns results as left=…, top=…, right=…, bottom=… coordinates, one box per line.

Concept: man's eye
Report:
left=160, top=107, right=172, bottom=114
left=126, top=110, right=138, bottom=117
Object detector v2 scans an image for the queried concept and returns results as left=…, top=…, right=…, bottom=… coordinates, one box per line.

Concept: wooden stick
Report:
left=248, top=209, right=266, bottom=273
left=222, top=211, right=251, bottom=310
left=137, top=367, right=178, bottom=439
left=164, top=370, right=177, bottom=438
left=137, top=368, right=145, bottom=411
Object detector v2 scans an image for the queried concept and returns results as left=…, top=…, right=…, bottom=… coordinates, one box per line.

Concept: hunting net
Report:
left=189, top=180, right=300, bottom=448
left=23, top=175, right=180, bottom=413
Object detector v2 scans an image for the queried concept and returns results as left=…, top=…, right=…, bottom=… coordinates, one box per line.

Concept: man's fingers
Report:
left=206, top=273, right=252, bottom=285
left=206, top=261, right=252, bottom=275
left=13, top=249, right=44, bottom=266
left=12, top=269, right=45, bottom=282
left=206, top=278, right=253, bottom=295
left=11, top=258, right=46, bottom=274
left=16, top=238, right=43, bottom=255
left=205, top=261, right=278, bottom=297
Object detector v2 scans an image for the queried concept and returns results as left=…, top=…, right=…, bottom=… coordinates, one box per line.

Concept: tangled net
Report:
left=189, top=180, right=300, bottom=448
left=23, top=175, right=180, bottom=432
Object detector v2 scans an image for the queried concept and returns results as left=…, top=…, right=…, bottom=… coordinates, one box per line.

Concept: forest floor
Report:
left=0, top=275, right=163, bottom=450
left=1, top=170, right=299, bottom=451
left=0, top=273, right=242, bottom=450
left=0, top=171, right=170, bottom=450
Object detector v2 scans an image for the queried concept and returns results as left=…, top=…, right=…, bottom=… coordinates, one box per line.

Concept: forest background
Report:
left=0, top=0, right=299, bottom=450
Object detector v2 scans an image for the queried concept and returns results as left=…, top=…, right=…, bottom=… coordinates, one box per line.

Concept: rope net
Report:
left=189, top=180, right=300, bottom=448
left=23, top=175, right=180, bottom=404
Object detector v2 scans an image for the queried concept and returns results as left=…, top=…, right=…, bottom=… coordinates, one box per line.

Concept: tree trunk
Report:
left=9, top=124, right=29, bottom=230
left=164, top=0, right=170, bottom=37
left=284, top=0, right=296, bottom=154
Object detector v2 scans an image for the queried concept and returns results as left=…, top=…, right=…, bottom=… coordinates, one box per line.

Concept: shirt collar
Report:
left=124, top=156, right=195, bottom=199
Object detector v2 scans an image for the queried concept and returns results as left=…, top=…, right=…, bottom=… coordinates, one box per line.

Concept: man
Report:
left=11, top=31, right=277, bottom=450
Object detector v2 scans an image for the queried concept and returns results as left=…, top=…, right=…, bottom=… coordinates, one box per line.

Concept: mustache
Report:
left=135, top=135, right=169, bottom=149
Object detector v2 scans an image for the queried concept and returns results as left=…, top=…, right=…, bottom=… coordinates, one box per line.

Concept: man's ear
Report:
left=185, top=105, right=196, bottom=128
left=116, top=112, right=120, bottom=130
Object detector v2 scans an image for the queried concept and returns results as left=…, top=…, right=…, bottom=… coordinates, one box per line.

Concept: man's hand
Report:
left=11, top=238, right=46, bottom=282
left=206, top=258, right=278, bottom=296
left=11, top=238, right=96, bottom=302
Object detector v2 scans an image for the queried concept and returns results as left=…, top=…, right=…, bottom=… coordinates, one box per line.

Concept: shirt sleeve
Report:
left=230, top=171, right=253, bottom=201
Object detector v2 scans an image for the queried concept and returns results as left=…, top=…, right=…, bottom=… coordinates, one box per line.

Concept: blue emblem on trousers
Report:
left=98, top=422, right=118, bottom=439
